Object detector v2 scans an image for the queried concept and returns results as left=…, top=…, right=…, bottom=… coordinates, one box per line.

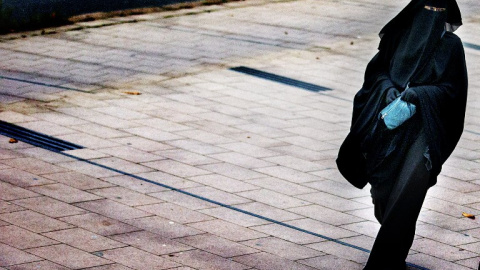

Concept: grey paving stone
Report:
left=241, top=237, right=324, bottom=260
left=177, top=233, right=258, bottom=258
left=233, top=252, right=317, bottom=270
left=189, top=219, right=267, bottom=242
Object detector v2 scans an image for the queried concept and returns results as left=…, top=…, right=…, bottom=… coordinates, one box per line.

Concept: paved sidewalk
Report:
left=1, top=0, right=480, bottom=269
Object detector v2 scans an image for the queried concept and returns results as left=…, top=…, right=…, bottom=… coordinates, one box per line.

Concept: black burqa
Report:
left=336, top=0, right=468, bottom=269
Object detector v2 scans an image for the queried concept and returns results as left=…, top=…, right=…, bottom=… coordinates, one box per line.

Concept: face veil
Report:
left=378, top=0, right=463, bottom=89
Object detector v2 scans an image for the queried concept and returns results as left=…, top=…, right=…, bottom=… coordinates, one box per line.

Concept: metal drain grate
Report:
left=0, top=120, right=84, bottom=152
left=230, top=66, right=332, bottom=92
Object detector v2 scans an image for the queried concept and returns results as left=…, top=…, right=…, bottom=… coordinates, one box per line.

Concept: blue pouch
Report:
left=379, top=97, right=416, bottom=130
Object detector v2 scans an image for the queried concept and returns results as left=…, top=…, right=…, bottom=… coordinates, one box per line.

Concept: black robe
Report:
left=336, top=30, right=468, bottom=190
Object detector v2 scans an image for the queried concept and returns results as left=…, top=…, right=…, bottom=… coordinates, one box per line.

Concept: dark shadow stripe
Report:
left=230, top=66, right=332, bottom=92
left=465, top=129, right=480, bottom=136
left=0, top=75, right=90, bottom=93
left=463, top=42, right=480, bottom=51
left=0, top=120, right=84, bottom=152
left=56, top=150, right=429, bottom=270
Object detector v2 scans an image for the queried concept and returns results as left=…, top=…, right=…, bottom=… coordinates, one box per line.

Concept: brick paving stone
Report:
left=0, top=225, right=58, bottom=249
left=148, top=190, right=217, bottom=210
left=251, top=223, right=324, bottom=245
left=455, top=256, right=480, bottom=269
left=12, top=197, right=86, bottom=218
left=411, top=238, right=478, bottom=261
left=28, top=183, right=101, bottom=203
left=7, top=260, right=70, bottom=270
left=15, top=121, right=75, bottom=136
left=101, top=175, right=170, bottom=194
left=0, top=181, right=39, bottom=201
left=0, top=243, right=41, bottom=267
left=58, top=133, right=121, bottom=149
left=199, top=207, right=269, bottom=227
left=263, top=155, right=328, bottom=172
left=177, top=233, right=257, bottom=258
left=296, top=191, right=371, bottom=212
left=246, top=177, right=316, bottom=196
left=133, top=118, right=191, bottom=132
left=415, top=224, right=478, bottom=246
left=0, top=200, right=24, bottom=213
left=208, top=152, right=275, bottom=169
left=70, top=123, right=130, bottom=139
left=99, top=146, right=165, bottom=163
left=57, top=161, right=121, bottom=178
left=199, top=163, right=266, bottom=180
left=241, top=237, right=324, bottom=260
left=237, top=189, right=309, bottom=209
left=341, top=221, right=381, bottom=238
left=26, top=244, right=111, bottom=269
left=269, top=145, right=328, bottom=161
left=122, top=126, right=183, bottom=142
left=278, top=136, right=337, bottom=152
left=94, top=106, right=150, bottom=120
left=166, top=139, right=227, bottom=155
left=418, top=210, right=479, bottom=231
left=298, top=254, right=364, bottom=270
left=189, top=174, right=258, bottom=193
left=59, top=213, right=139, bottom=236
left=102, top=246, right=179, bottom=269
left=42, top=171, right=113, bottom=190
left=75, top=199, right=151, bottom=221
left=254, top=166, right=322, bottom=184
left=183, top=186, right=251, bottom=205
left=1, top=158, right=66, bottom=175
left=218, top=142, right=279, bottom=158
left=142, top=160, right=210, bottom=178
left=111, top=136, right=174, bottom=152
left=155, top=149, right=218, bottom=166
left=235, top=202, right=303, bottom=222
left=89, top=187, right=162, bottom=206
left=0, top=210, right=73, bottom=233
left=287, top=218, right=360, bottom=240
left=110, top=230, right=193, bottom=256
left=125, top=216, right=202, bottom=239
left=304, top=179, right=370, bottom=199
left=43, top=228, right=126, bottom=252
left=0, top=168, right=54, bottom=187
left=306, top=241, right=369, bottom=264
left=407, top=253, right=472, bottom=270
left=0, top=111, right=37, bottom=123
left=289, top=205, right=365, bottom=226
left=16, top=148, right=76, bottom=164
left=81, top=264, right=133, bottom=270
left=189, top=220, right=266, bottom=242
left=138, top=203, right=214, bottom=224
left=64, top=148, right=111, bottom=160
left=94, top=157, right=154, bottom=174
left=233, top=252, right=316, bottom=270
left=0, top=149, right=25, bottom=159
left=167, top=249, right=249, bottom=270
left=135, top=171, right=202, bottom=189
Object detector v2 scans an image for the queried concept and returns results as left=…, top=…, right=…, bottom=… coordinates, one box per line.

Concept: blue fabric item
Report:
left=379, top=97, right=416, bottom=129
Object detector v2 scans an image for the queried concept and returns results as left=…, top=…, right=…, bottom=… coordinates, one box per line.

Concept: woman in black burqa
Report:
left=336, top=0, right=468, bottom=269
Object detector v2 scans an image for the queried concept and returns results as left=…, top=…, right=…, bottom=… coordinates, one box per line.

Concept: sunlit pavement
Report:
left=1, top=0, right=480, bottom=269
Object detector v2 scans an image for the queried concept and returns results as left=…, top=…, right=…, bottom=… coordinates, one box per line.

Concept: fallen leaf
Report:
left=462, top=212, right=476, bottom=220
left=123, top=91, right=141, bottom=95
left=9, top=138, right=18, bottom=143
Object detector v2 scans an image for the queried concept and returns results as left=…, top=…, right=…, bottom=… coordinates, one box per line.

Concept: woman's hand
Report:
left=386, top=87, right=400, bottom=104
left=401, top=88, right=418, bottom=104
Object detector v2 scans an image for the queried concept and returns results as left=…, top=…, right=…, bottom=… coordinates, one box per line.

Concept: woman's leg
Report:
left=365, top=133, right=430, bottom=270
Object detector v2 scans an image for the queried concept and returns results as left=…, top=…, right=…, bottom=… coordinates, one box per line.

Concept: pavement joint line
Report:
left=55, top=150, right=430, bottom=270
left=0, top=75, right=91, bottom=93
left=463, top=42, right=480, bottom=51
left=465, top=129, right=480, bottom=136
left=230, top=66, right=332, bottom=93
